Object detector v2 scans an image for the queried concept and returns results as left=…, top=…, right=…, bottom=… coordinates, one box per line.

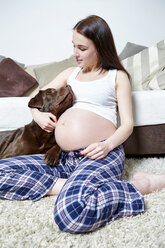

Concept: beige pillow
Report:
left=149, top=67, right=165, bottom=90
left=122, top=40, right=165, bottom=91
left=24, top=62, right=50, bottom=96
left=24, top=62, right=49, bottom=79
left=119, top=42, right=147, bottom=60
left=34, top=56, right=77, bottom=89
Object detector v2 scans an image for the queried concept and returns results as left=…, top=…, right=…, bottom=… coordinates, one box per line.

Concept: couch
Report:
left=0, top=40, right=165, bottom=156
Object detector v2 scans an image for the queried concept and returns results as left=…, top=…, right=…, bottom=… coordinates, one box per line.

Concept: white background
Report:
left=0, top=0, right=164, bottom=65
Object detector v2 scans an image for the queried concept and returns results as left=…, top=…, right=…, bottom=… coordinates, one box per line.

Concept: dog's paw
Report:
left=44, top=156, right=58, bottom=167
left=44, top=154, right=59, bottom=167
left=44, top=146, right=61, bottom=167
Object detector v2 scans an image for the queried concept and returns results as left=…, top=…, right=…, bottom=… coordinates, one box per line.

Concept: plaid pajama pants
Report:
left=0, top=145, right=145, bottom=233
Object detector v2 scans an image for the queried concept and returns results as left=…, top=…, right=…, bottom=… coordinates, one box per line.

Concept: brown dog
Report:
left=0, top=85, right=74, bottom=166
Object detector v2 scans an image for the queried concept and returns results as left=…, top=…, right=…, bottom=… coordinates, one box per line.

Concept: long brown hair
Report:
left=73, top=15, right=129, bottom=77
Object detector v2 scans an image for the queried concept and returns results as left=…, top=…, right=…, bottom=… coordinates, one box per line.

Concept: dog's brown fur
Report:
left=0, top=85, right=74, bottom=166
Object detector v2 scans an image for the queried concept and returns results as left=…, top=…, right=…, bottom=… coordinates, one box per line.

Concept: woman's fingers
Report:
left=80, top=143, right=97, bottom=156
left=37, top=112, right=57, bottom=131
left=81, top=141, right=110, bottom=160
left=32, top=109, right=57, bottom=132
left=81, top=143, right=102, bottom=158
left=89, top=151, right=104, bottom=160
left=49, top=113, right=57, bottom=123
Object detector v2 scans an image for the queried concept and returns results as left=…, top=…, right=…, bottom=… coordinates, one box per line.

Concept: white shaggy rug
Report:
left=1, top=157, right=165, bottom=248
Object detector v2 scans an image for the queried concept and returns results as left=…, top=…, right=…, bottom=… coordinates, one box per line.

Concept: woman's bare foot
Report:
left=130, top=171, right=165, bottom=195
left=46, top=178, right=67, bottom=196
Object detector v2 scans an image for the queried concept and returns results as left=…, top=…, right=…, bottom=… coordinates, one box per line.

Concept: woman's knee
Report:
left=54, top=192, right=86, bottom=233
left=53, top=180, right=101, bottom=233
left=53, top=182, right=116, bottom=233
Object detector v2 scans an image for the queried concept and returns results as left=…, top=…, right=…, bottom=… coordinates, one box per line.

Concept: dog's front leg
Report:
left=44, top=145, right=62, bottom=167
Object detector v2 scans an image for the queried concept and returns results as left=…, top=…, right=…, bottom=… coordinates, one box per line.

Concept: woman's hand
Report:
left=32, top=109, right=57, bottom=132
left=80, top=140, right=111, bottom=160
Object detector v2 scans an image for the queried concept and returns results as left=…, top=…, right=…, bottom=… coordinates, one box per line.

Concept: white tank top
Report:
left=67, top=67, right=117, bottom=126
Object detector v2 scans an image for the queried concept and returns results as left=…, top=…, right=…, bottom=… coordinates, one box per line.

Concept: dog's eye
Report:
left=46, top=89, right=54, bottom=95
left=46, top=89, right=57, bottom=95
left=46, top=89, right=52, bottom=94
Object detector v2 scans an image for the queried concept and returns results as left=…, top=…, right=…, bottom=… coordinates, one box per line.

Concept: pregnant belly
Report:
left=55, top=108, right=116, bottom=150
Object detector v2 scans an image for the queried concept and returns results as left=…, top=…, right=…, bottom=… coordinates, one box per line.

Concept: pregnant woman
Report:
left=0, top=15, right=156, bottom=234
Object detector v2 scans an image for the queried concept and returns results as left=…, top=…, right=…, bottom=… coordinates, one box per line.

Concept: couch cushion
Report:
left=148, top=66, right=165, bottom=90
left=34, top=56, right=77, bottom=89
left=131, top=90, right=165, bottom=126
left=0, top=55, right=25, bottom=68
left=119, top=42, right=147, bottom=60
left=0, top=55, right=5, bottom=63
left=121, top=40, right=165, bottom=91
left=0, top=58, right=38, bottom=97
left=0, top=97, right=32, bottom=131
left=24, top=62, right=50, bottom=79
left=24, top=62, right=54, bottom=97
left=1, top=90, right=165, bottom=132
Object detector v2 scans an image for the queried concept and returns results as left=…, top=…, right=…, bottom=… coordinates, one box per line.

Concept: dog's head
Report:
left=28, top=85, right=75, bottom=119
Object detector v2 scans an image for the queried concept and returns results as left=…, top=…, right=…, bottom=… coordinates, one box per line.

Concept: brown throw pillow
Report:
left=0, top=58, right=38, bottom=97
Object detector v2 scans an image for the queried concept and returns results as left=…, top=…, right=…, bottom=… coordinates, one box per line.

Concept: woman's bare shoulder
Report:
left=116, top=70, right=130, bottom=88
left=116, top=70, right=129, bottom=80
left=62, top=66, right=77, bottom=79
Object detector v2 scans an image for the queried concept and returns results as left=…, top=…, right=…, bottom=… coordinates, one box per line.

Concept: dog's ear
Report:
left=28, top=91, right=44, bottom=109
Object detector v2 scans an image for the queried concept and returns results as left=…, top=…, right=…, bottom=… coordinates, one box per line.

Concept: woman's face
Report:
left=72, top=30, right=99, bottom=71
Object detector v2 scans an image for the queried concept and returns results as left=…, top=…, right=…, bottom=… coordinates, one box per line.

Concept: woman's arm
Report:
left=81, top=70, right=133, bottom=159
left=106, top=70, right=133, bottom=150
left=31, top=67, right=76, bottom=132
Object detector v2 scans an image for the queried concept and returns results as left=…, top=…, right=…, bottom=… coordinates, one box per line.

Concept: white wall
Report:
left=0, top=0, right=164, bottom=65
